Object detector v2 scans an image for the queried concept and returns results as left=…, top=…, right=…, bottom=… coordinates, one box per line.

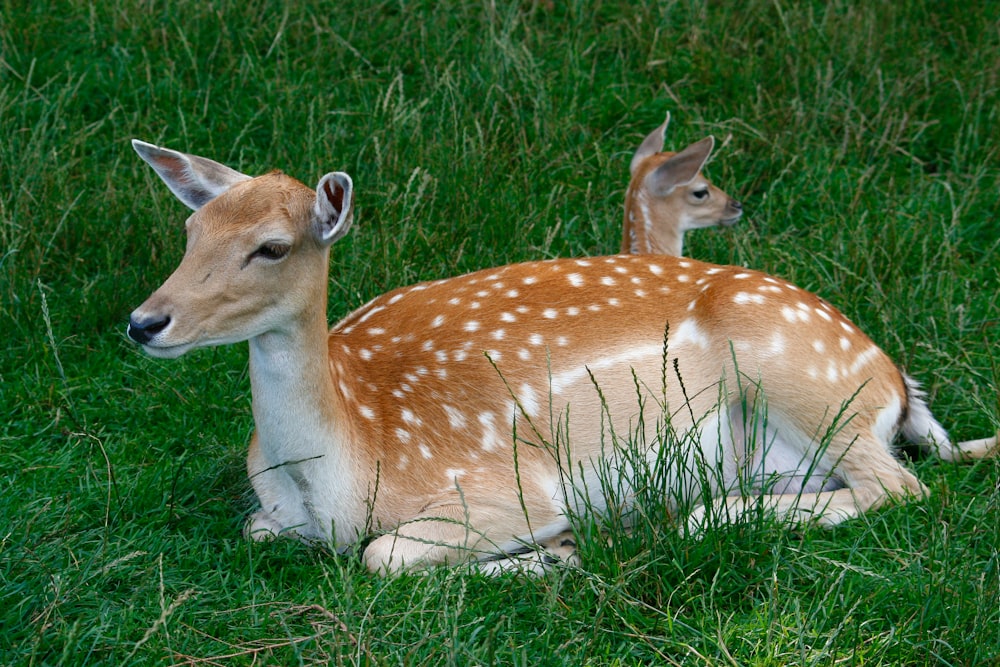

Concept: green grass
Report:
left=2, top=0, right=999, bottom=664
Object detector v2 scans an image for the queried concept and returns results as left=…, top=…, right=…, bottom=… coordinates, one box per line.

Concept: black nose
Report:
left=127, top=314, right=170, bottom=344
left=731, top=199, right=743, bottom=210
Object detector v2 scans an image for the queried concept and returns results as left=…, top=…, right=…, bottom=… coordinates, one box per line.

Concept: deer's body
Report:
left=127, top=141, right=996, bottom=574
left=622, top=114, right=743, bottom=256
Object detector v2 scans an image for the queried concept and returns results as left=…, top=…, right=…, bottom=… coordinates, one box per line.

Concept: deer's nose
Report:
left=128, top=313, right=171, bottom=344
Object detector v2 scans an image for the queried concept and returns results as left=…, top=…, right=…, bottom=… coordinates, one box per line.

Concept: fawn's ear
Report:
left=644, top=136, right=715, bottom=196
left=313, top=172, right=354, bottom=246
left=629, top=112, right=671, bottom=176
left=132, top=140, right=252, bottom=211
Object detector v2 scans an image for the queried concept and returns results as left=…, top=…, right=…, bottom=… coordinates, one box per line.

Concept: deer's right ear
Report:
left=132, top=140, right=251, bottom=211
left=644, top=136, right=715, bottom=196
left=313, top=172, right=354, bottom=246
left=629, top=112, right=671, bottom=176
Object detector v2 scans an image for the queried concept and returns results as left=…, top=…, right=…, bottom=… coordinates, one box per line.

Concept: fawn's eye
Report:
left=251, top=243, right=290, bottom=262
left=691, top=188, right=710, bottom=201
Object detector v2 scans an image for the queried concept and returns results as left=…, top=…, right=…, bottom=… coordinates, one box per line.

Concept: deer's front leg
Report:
left=244, top=436, right=317, bottom=542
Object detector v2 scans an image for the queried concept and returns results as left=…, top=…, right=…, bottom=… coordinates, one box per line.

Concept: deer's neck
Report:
left=623, top=188, right=684, bottom=256
left=247, top=303, right=342, bottom=460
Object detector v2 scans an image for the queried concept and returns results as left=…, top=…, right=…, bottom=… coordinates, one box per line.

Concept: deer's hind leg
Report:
left=688, top=429, right=928, bottom=531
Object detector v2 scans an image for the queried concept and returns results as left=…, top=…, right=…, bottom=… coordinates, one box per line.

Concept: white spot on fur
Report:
left=396, top=428, right=411, bottom=443
left=431, top=315, right=445, bottom=328
left=529, top=333, right=543, bottom=346
left=734, top=292, right=766, bottom=305
left=479, top=412, right=497, bottom=451
left=359, top=406, right=375, bottom=420
left=543, top=309, right=558, bottom=318
left=769, top=332, right=786, bottom=355
left=440, top=405, right=464, bottom=430
left=850, top=346, right=881, bottom=375
left=672, top=319, right=710, bottom=349
left=649, top=264, right=663, bottom=276
left=501, top=312, right=516, bottom=323
left=464, top=321, right=480, bottom=332
left=519, top=383, right=540, bottom=417
left=419, top=444, right=433, bottom=459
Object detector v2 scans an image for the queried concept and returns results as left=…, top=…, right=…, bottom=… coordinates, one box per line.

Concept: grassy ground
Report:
left=2, top=0, right=999, bottom=664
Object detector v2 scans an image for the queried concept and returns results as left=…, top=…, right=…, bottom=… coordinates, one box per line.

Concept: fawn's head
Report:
left=623, top=113, right=743, bottom=255
left=127, top=140, right=354, bottom=357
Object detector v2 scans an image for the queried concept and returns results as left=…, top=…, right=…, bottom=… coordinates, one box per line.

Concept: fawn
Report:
left=127, top=140, right=996, bottom=574
left=622, top=113, right=743, bottom=256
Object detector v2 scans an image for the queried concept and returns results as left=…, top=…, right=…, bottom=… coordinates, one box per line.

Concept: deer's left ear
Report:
left=645, top=136, right=715, bottom=196
left=630, top=112, right=672, bottom=176
left=313, top=172, right=354, bottom=245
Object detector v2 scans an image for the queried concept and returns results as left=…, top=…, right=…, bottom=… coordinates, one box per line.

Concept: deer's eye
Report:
left=251, top=243, right=290, bottom=262
left=691, top=188, right=710, bottom=201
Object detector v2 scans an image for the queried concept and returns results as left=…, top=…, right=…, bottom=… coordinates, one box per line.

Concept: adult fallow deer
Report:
left=127, top=140, right=996, bottom=574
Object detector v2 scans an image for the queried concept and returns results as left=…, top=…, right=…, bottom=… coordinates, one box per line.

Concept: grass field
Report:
left=2, top=0, right=999, bottom=664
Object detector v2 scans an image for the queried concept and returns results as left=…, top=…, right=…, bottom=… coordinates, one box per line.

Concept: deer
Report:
left=621, top=112, right=743, bottom=256
left=126, top=140, right=998, bottom=575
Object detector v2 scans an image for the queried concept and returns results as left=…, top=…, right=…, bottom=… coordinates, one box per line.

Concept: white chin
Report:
left=142, top=343, right=194, bottom=359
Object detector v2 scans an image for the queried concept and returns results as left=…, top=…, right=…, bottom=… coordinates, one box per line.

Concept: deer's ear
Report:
left=132, top=140, right=251, bottom=211
left=313, top=172, right=354, bottom=246
left=645, top=136, right=715, bottom=196
left=629, top=112, right=671, bottom=176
